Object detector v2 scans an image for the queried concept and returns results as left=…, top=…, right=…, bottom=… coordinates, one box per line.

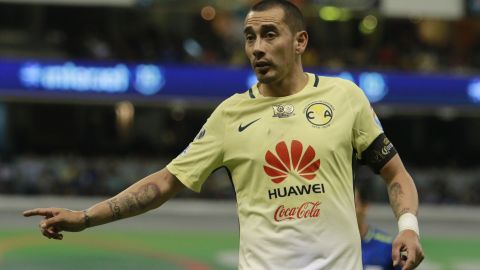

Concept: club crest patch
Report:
left=304, top=101, right=334, bottom=128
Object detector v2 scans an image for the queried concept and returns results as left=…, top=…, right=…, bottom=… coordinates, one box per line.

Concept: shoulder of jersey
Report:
left=218, top=92, right=245, bottom=105
left=221, top=89, right=258, bottom=103
left=322, top=76, right=367, bottom=102
left=212, top=92, right=247, bottom=115
left=321, top=76, right=359, bottom=91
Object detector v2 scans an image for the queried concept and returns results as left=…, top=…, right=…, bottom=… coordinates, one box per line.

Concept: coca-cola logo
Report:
left=263, top=140, right=320, bottom=184
left=274, top=201, right=321, bottom=222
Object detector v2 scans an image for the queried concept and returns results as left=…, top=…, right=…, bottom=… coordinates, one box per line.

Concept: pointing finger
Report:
left=23, top=208, right=55, bottom=217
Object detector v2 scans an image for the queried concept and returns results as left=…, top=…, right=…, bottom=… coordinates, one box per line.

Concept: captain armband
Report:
left=361, top=133, right=397, bottom=173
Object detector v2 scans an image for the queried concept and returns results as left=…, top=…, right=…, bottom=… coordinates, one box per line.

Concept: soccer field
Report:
left=0, top=230, right=238, bottom=270
left=1, top=230, right=479, bottom=270
left=1, top=197, right=479, bottom=270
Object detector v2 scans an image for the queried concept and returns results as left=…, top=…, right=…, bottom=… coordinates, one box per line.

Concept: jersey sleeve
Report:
left=346, top=80, right=384, bottom=160
left=166, top=103, right=225, bottom=192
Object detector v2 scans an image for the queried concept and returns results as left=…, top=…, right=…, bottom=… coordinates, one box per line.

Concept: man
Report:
left=355, top=178, right=401, bottom=270
left=24, top=1, right=424, bottom=269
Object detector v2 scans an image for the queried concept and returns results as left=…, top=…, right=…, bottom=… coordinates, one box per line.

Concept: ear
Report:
left=294, top=30, right=308, bottom=55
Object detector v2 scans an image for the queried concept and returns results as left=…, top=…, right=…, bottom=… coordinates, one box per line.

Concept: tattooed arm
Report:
left=380, top=154, right=418, bottom=219
left=23, top=168, right=184, bottom=239
left=380, top=154, right=424, bottom=270
left=86, top=168, right=183, bottom=226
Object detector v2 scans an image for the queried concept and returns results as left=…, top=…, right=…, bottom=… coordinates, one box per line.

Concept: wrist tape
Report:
left=398, top=213, right=420, bottom=237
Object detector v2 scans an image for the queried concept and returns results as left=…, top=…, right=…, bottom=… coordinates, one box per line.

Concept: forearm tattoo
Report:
left=398, top=207, right=411, bottom=216
left=388, top=182, right=404, bottom=218
left=135, top=183, right=161, bottom=209
left=107, top=198, right=122, bottom=220
left=107, top=183, right=161, bottom=220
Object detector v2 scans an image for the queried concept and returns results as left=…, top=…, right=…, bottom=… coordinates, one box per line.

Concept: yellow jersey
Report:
left=167, top=73, right=383, bottom=270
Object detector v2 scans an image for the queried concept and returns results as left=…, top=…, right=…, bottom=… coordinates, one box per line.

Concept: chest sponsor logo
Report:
left=272, top=104, right=295, bottom=118
left=268, top=183, right=325, bottom=200
left=263, top=140, right=320, bottom=184
left=304, top=101, right=334, bottom=128
left=274, top=201, right=321, bottom=222
left=264, top=140, right=326, bottom=200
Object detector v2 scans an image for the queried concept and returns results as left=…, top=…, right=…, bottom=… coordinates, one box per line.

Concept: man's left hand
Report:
left=392, top=230, right=424, bottom=270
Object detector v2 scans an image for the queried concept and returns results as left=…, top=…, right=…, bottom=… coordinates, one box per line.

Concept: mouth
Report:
left=254, top=61, right=272, bottom=73
left=254, top=61, right=270, bottom=67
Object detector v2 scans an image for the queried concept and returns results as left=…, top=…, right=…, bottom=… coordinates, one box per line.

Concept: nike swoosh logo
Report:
left=238, top=118, right=261, bottom=132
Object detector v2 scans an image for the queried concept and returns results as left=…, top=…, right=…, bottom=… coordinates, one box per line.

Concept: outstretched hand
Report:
left=23, top=208, right=86, bottom=240
left=392, top=229, right=424, bottom=270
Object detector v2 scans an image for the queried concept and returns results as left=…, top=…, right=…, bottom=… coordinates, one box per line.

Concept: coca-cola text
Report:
left=274, top=201, right=321, bottom=222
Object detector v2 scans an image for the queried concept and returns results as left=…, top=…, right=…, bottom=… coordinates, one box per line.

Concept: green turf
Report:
left=0, top=229, right=239, bottom=270
left=4, top=246, right=180, bottom=270
left=1, top=230, right=479, bottom=270
left=421, top=238, right=480, bottom=269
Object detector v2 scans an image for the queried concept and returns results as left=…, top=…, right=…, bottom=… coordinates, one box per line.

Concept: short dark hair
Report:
left=251, top=0, right=306, bottom=33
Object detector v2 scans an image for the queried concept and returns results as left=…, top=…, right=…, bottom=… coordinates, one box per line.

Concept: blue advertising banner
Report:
left=0, top=58, right=479, bottom=105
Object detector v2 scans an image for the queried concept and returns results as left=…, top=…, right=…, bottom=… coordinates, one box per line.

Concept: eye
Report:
left=245, top=34, right=255, bottom=42
left=265, top=32, right=277, bottom=40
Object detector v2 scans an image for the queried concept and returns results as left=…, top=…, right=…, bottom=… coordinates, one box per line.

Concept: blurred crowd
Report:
left=0, top=155, right=479, bottom=205
left=0, top=155, right=234, bottom=199
left=1, top=3, right=480, bottom=73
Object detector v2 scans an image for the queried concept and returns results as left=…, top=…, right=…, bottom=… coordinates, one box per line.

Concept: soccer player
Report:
left=23, top=1, right=424, bottom=269
left=355, top=178, right=401, bottom=270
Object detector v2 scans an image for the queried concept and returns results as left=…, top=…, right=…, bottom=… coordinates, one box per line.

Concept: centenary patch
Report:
left=272, top=104, right=295, bottom=118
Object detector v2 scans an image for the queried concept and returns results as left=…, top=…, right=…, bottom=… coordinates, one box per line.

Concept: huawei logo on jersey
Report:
left=263, top=140, right=320, bottom=184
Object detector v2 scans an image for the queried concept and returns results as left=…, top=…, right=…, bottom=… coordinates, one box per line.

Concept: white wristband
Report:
left=398, top=213, right=420, bottom=237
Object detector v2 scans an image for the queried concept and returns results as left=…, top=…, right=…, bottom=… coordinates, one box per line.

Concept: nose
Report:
left=252, top=39, right=265, bottom=59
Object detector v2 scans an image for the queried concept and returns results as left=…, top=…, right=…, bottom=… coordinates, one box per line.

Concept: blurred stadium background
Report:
left=0, top=0, right=480, bottom=269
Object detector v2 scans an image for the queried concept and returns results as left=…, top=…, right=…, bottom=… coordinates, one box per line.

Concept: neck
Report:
left=259, top=64, right=307, bottom=97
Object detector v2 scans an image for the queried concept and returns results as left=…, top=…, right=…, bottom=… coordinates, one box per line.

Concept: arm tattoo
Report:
left=107, top=198, right=122, bottom=220
left=125, top=193, right=139, bottom=212
left=134, top=183, right=161, bottom=209
left=107, top=183, right=161, bottom=221
left=398, top=207, right=411, bottom=216
left=388, top=182, right=404, bottom=218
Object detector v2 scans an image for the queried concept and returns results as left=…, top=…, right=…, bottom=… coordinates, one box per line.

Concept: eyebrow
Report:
left=243, top=26, right=253, bottom=35
left=243, top=24, right=279, bottom=35
left=261, top=24, right=279, bottom=32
